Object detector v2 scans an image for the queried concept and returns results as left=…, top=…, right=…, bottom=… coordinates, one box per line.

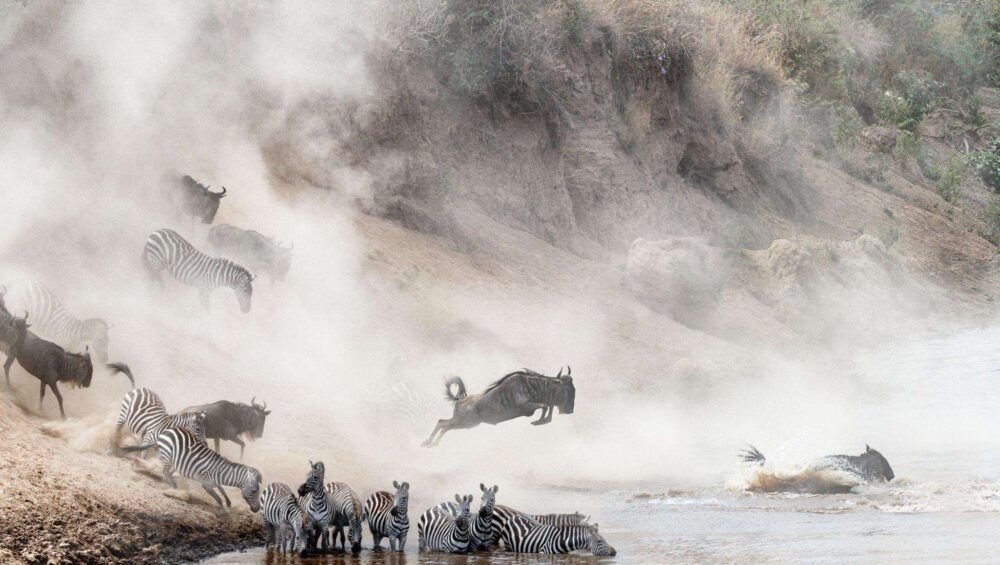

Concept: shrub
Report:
left=878, top=224, right=900, bottom=248
left=832, top=104, right=864, bottom=149
left=968, top=136, right=1000, bottom=191
left=935, top=154, right=967, bottom=204
left=982, top=197, right=1000, bottom=244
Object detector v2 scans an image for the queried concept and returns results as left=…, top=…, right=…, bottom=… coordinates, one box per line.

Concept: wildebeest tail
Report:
left=444, top=376, right=466, bottom=402
left=739, top=444, right=766, bottom=465
left=106, top=362, right=135, bottom=387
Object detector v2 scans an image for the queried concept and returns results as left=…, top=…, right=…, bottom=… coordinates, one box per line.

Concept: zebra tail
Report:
left=120, top=443, right=152, bottom=453
left=106, top=362, right=135, bottom=387
left=444, top=376, right=466, bottom=402
left=739, top=444, right=766, bottom=465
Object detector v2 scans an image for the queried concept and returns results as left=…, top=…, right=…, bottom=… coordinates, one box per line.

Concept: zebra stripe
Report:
left=327, top=481, right=364, bottom=553
left=531, top=511, right=589, bottom=526
left=155, top=427, right=262, bottom=512
left=298, top=461, right=334, bottom=551
left=261, top=482, right=305, bottom=553
left=499, top=514, right=615, bottom=555
left=12, top=281, right=110, bottom=361
left=490, top=504, right=589, bottom=546
left=436, top=483, right=498, bottom=550
left=363, top=481, right=409, bottom=552
left=417, top=494, right=473, bottom=553
left=115, top=388, right=204, bottom=457
left=142, top=229, right=255, bottom=312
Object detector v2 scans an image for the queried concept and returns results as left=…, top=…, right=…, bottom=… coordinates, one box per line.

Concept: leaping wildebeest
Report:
left=208, top=224, right=294, bottom=282
left=739, top=444, right=895, bottom=493
left=3, top=319, right=134, bottom=419
left=421, top=366, right=576, bottom=447
left=181, top=397, right=270, bottom=458
left=178, top=174, right=227, bottom=224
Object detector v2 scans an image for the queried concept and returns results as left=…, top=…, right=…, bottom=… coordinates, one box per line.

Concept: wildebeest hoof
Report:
left=420, top=440, right=434, bottom=447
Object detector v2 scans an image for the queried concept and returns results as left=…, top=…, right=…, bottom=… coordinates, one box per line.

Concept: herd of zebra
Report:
left=0, top=175, right=616, bottom=557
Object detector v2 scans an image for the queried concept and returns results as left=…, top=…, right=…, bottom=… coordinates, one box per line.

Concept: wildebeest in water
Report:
left=208, top=223, right=293, bottom=282
left=182, top=397, right=271, bottom=458
left=422, top=366, right=576, bottom=447
left=177, top=175, right=227, bottom=224
left=739, top=444, right=895, bottom=493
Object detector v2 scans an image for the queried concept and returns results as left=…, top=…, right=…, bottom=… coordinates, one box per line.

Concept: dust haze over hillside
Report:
left=2, top=3, right=1000, bottom=555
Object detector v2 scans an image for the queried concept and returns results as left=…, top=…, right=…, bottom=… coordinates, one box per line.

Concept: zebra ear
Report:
left=393, top=480, right=400, bottom=489
left=403, top=482, right=409, bottom=489
left=480, top=483, right=486, bottom=492
left=454, top=493, right=462, bottom=503
left=493, top=484, right=499, bottom=493
left=866, top=444, right=872, bottom=453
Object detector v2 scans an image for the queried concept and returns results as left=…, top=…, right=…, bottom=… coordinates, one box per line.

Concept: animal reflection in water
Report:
left=422, top=367, right=575, bottom=447
left=739, top=444, right=895, bottom=494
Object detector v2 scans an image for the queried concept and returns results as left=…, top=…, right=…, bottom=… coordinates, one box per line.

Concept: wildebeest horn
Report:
left=218, top=186, right=227, bottom=197
left=567, top=365, right=571, bottom=376
left=251, top=395, right=256, bottom=406
left=556, top=366, right=563, bottom=378
left=23, top=311, right=28, bottom=321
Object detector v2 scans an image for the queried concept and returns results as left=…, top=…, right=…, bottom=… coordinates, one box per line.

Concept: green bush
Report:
left=936, top=154, right=967, bottom=204
left=832, top=105, right=864, bottom=149
left=968, top=137, right=1000, bottom=191
left=982, top=197, right=1000, bottom=244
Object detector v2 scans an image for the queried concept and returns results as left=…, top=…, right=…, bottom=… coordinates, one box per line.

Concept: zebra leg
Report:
left=216, top=485, right=232, bottom=507
left=162, top=466, right=178, bottom=489
left=398, top=533, right=407, bottom=552
left=49, top=383, right=65, bottom=420
left=374, top=533, right=384, bottom=551
left=200, top=480, right=227, bottom=512
left=213, top=438, right=220, bottom=452
left=264, top=522, right=276, bottom=548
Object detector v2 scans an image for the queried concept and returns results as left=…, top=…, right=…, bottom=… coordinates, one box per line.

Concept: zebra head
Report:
left=298, top=460, right=325, bottom=497
left=454, top=494, right=473, bottom=530
left=235, top=269, right=254, bottom=313
left=82, top=318, right=110, bottom=363
left=478, top=483, right=498, bottom=517
left=391, top=480, right=409, bottom=515
left=555, top=365, right=575, bottom=414
left=586, top=523, right=616, bottom=556
left=240, top=466, right=262, bottom=512
left=187, top=411, right=208, bottom=442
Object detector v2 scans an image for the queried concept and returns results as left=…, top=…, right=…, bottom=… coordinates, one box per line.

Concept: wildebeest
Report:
left=3, top=325, right=134, bottom=419
left=178, top=175, right=227, bottom=224
left=208, top=224, right=293, bottom=282
left=422, top=366, right=576, bottom=447
left=0, top=292, right=29, bottom=364
left=740, top=444, right=895, bottom=493
left=6, top=281, right=111, bottom=363
left=181, top=398, right=270, bottom=458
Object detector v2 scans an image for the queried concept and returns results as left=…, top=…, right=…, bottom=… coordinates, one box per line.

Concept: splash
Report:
left=739, top=467, right=861, bottom=494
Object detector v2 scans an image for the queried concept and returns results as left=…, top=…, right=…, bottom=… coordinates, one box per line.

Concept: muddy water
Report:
left=205, top=325, right=1000, bottom=563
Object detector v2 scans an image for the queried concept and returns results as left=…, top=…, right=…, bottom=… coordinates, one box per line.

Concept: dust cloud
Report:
left=0, top=0, right=943, bottom=517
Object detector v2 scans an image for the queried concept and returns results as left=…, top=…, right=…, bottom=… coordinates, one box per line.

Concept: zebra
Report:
left=499, top=514, right=615, bottom=555
left=114, top=388, right=203, bottom=457
left=362, top=480, right=409, bottom=552
left=7, top=281, right=111, bottom=363
left=297, top=461, right=334, bottom=551
left=490, top=505, right=588, bottom=546
left=155, top=427, right=262, bottom=513
left=142, top=228, right=256, bottom=313
left=327, top=481, right=364, bottom=553
left=436, top=483, right=498, bottom=551
left=417, top=494, right=473, bottom=553
left=261, top=482, right=306, bottom=553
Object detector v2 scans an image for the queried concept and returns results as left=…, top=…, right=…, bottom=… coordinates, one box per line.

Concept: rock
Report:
left=625, top=237, right=728, bottom=325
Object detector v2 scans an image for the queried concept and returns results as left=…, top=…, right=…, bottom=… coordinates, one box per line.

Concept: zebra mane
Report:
left=482, top=368, right=551, bottom=394
left=220, top=257, right=252, bottom=280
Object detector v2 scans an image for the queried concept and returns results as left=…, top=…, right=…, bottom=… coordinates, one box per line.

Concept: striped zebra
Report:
left=114, top=388, right=203, bottom=457
left=9, top=281, right=111, bottom=363
left=155, top=427, right=262, bottom=512
left=499, top=514, right=615, bottom=555
left=142, top=228, right=256, bottom=313
left=417, top=494, right=473, bottom=553
left=490, top=505, right=587, bottom=546
left=436, top=483, right=498, bottom=551
left=362, top=480, right=409, bottom=552
left=326, top=481, right=364, bottom=553
left=297, top=461, right=334, bottom=551
left=261, top=482, right=305, bottom=553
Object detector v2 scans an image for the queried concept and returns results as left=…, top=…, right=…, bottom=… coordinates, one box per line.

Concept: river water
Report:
left=204, top=325, right=1000, bottom=563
